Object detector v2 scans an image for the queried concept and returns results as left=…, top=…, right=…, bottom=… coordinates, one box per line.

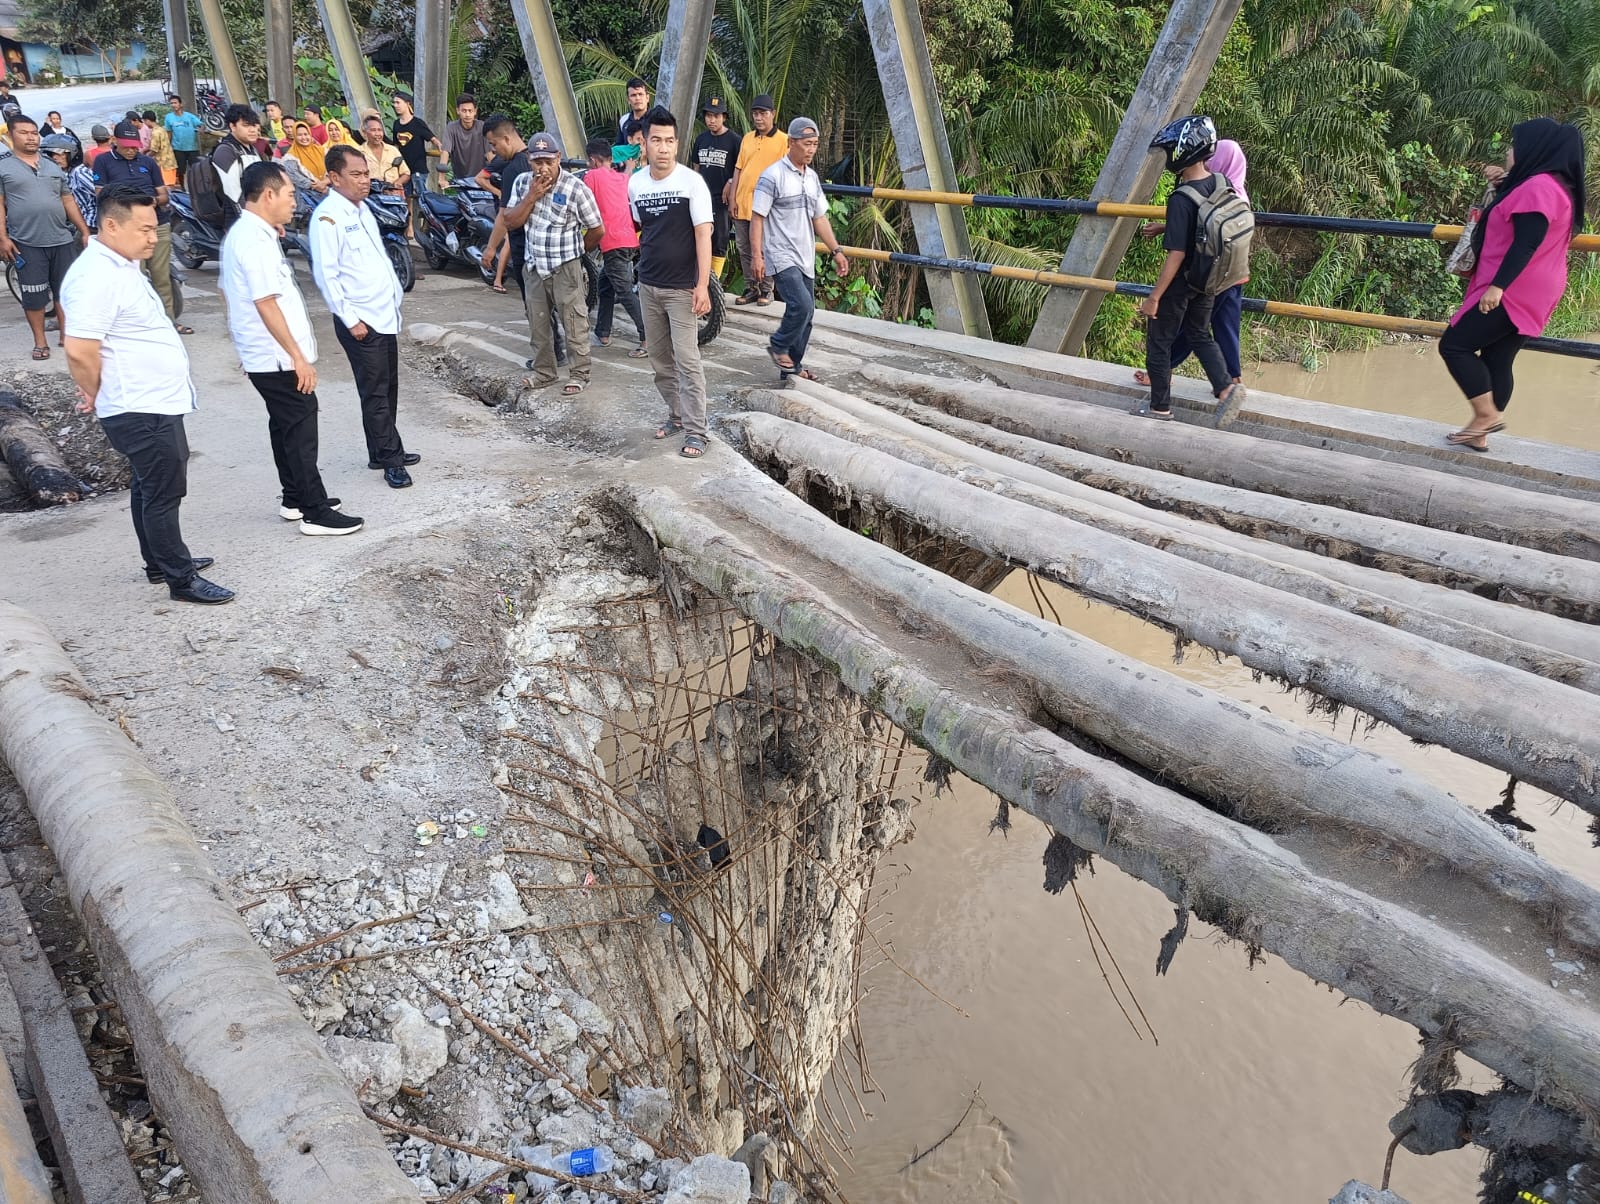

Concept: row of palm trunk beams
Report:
left=617, top=357, right=1600, bottom=1153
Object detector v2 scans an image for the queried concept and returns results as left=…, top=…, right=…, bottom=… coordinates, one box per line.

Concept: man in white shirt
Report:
left=627, top=106, right=713, bottom=459
left=61, top=185, right=233, bottom=604
left=310, top=145, right=418, bottom=489
left=751, top=116, right=849, bottom=384
left=221, top=161, right=363, bottom=535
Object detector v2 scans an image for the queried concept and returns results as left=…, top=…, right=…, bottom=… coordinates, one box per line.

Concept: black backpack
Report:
left=184, top=150, right=234, bottom=227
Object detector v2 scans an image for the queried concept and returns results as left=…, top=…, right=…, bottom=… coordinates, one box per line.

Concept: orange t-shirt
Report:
left=731, top=128, right=787, bottom=221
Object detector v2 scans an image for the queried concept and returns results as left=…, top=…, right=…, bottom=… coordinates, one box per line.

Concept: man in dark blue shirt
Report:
left=94, top=121, right=187, bottom=332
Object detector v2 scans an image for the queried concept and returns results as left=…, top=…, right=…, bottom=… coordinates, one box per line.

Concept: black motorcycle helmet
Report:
left=1150, top=114, right=1217, bottom=173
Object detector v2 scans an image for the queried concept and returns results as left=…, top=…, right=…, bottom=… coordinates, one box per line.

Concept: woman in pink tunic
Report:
left=1439, top=117, right=1586, bottom=451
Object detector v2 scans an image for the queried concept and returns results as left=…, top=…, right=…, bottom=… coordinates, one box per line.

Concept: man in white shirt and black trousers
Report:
left=61, top=185, right=233, bottom=604
left=628, top=106, right=714, bottom=459
left=310, top=145, right=419, bottom=489
left=221, top=161, right=363, bottom=535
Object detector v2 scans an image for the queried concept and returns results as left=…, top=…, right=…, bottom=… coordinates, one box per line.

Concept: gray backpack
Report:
left=1178, top=172, right=1254, bottom=294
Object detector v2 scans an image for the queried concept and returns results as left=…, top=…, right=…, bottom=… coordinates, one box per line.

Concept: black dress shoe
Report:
left=384, top=466, right=414, bottom=489
left=146, top=556, right=214, bottom=584
left=368, top=453, right=421, bottom=469
left=169, top=575, right=235, bottom=605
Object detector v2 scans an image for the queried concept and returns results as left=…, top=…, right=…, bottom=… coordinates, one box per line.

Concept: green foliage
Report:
left=291, top=55, right=407, bottom=123
left=20, top=0, right=159, bottom=80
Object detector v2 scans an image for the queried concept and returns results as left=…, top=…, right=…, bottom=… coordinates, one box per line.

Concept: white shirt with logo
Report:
left=61, top=238, right=196, bottom=419
left=220, top=210, right=319, bottom=372
left=309, top=189, right=403, bottom=334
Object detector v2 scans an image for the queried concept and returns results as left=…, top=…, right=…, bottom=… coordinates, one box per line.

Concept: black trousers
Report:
left=1439, top=305, right=1527, bottom=412
left=332, top=319, right=405, bottom=467
left=99, top=411, right=195, bottom=585
left=248, top=369, right=330, bottom=513
left=1145, top=285, right=1232, bottom=412
left=174, top=149, right=197, bottom=177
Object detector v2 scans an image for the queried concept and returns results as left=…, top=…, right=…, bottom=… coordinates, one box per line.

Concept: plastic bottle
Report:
left=555, top=1146, right=614, bottom=1176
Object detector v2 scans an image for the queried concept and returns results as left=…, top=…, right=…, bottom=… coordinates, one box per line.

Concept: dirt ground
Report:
left=0, top=258, right=774, bottom=885
left=1, top=367, right=132, bottom=508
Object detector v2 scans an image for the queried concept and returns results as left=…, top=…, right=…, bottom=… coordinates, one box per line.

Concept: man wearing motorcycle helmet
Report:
left=1137, top=114, right=1245, bottom=420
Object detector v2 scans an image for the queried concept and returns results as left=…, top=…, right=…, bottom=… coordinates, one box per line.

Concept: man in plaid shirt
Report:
left=501, top=130, right=605, bottom=394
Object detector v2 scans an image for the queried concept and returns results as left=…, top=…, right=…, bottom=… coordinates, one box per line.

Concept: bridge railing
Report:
left=823, top=184, right=1600, bottom=254
left=820, top=185, right=1600, bottom=359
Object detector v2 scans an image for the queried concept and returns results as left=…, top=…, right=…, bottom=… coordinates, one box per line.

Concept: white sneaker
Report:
left=299, top=509, right=364, bottom=536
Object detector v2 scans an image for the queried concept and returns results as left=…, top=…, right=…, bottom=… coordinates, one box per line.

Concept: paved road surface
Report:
left=5, top=80, right=169, bottom=135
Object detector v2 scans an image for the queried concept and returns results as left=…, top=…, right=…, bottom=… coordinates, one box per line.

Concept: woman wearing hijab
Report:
left=1440, top=117, right=1586, bottom=451
left=285, top=121, right=330, bottom=193
left=1134, top=138, right=1250, bottom=388
left=323, top=118, right=359, bottom=149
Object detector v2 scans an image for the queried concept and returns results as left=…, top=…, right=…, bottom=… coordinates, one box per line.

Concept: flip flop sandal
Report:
left=1133, top=370, right=1151, bottom=385
left=766, top=347, right=796, bottom=372
left=792, top=368, right=819, bottom=381
left=628, top=345, right=649, bottom=358
left=563, top=379, right=589, bottom=395
left=522, top=375, right=559, bottom=390
left=680, top=435, right=707, bottom=458
left=490, top=283, right=508, bottom=294
left=174, top=324, right=195, bottom=335
left=655, top=420, right=683, bottom=439
left=1447, top=423, right=1505, bottom=443
left=596, top=336, right=611, bottom=345
left=30, top=346, right=49, bottom=361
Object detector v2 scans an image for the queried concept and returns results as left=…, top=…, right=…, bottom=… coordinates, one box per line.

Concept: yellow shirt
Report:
left=732, top=129, right=787, bottom=221
left=146, top=124, right=176, bottom=172
left=360, top=140, right=409, bottom=187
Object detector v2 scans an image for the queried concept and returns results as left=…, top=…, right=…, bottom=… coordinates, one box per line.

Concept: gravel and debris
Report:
left=0, top=369, right=131, bottom=510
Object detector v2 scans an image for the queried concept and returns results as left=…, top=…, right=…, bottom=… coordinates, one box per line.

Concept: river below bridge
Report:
left=830, top=337, right=1600, bottom=1204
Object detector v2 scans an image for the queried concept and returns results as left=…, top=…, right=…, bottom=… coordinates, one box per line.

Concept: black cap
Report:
left=113, top=120, right=143, bottom=146
left=751, top=94, right=775, bottom=112
left=703, top=96, right=728, bottom=115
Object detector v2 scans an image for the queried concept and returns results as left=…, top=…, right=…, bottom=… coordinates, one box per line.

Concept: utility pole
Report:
left=506, top=0, right=585, bottom=155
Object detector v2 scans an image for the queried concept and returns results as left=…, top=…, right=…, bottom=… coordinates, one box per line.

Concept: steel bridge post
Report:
left=412, top=0, right=451, bottom=135
left=507, top=0, right=586, bottom=156
left=657, top=0, right=715, bottom=146
left=862, top=0, right=992, bottom=338
left=162, top=0, right=195, bottom=108
left=312, top=0, right=379, bottom=120
left=192, top=0, right=250, bottom=108
left=1026, top=0, right=1243, bottom=355
left=265, top=0, right=295, bottom=115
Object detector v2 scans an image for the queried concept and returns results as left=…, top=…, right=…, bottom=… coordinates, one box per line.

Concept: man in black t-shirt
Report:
left=691, top=96, right=740, bottom=280
left=391, top=91, right=440, bottom=236
left=480, top=115, right=530, bottom=301
left=1138, top=114, right=1240, bottom=420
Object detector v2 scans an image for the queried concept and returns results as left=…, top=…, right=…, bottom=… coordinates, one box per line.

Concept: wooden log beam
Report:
left=0, top=395, right=83, bottom=506
left=740, top=385, right=1600, bottom=693
left=846, top=374, right=1600, bottom=622
left=728, top=410, right=1600, bottom=815
left=857, top=361, right=1600, bottom=561
left=626, top=472, right=1600, bottom=1117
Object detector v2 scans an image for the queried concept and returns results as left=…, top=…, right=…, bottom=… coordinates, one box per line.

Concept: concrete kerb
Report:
left=0, top=603, right=419, bottom=1204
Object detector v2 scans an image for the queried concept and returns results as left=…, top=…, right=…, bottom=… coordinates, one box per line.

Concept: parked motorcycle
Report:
left=168, top=189, right=311, bottom=269
left=365, top=183, right=415, bottom=292
left=415, top=181, right=497, bottom=274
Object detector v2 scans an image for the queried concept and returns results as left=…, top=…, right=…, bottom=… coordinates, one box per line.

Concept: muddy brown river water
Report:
left=830, top=338, right=1600, bottom=1204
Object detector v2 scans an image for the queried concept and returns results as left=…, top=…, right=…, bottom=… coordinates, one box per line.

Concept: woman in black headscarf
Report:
left=1439, top=117, right=1586, bottom=451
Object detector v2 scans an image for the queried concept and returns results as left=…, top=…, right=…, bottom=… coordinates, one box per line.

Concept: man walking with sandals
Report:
left=628, top=106, right=713, bottom=458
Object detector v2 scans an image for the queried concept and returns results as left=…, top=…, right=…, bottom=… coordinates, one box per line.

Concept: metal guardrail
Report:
left=824, top=243, right=1600, bottom=360
left=824, top=184, right=1600, bottom=254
